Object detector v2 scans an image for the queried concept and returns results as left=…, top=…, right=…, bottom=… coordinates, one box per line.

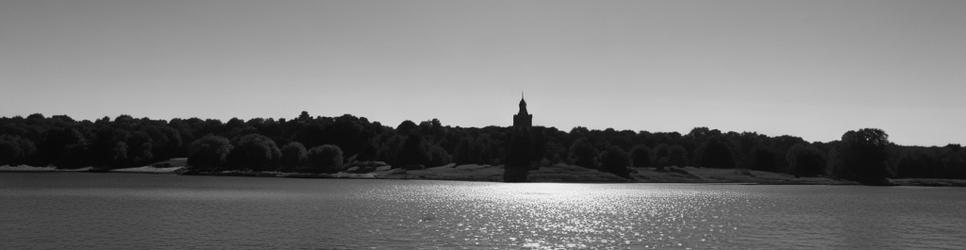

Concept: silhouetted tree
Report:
left=653, top=144, right=670, bottom=169
left=297, top=111, right=311, bottom=121
left=39, top=127, right=88, bottom=168
left=696, top=137, right=736, bottom=168
left=569, top=138, right=597, bottom=168
left=600, top=146, right=631, bottom=178
left=280, top=142, right=307, bottom=171
left=667, top=145, right=688, bottom=167
left=786, top=144, right=826, bottom=177
left=830, top=128, right=891, bottom=184
left=426, top=144, right=451, bottom=166
left=630, top=145, right=651, bottom=167
left=396, top=134, right=429, bottom=169
left=227, top=134, right=281, bottom=171
left=452, top=136, right=478, bottom=164
left=127, top=131, right=154, bottom=166
left=3, top=113, right=965, bottom=183
left=0, top=135, right=35, bottom=166
left=396, top=120, right=418, bottom=136
left=751, top=147, right=779, bottom=171
left=305, top=144, right=344, bottom=173
left=187, top=135, right=232, bottom=171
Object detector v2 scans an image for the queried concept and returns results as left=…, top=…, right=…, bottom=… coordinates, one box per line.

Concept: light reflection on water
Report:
left=1, top=173, right=965, bottom=249
left=367, top=182, right=748, bottom=249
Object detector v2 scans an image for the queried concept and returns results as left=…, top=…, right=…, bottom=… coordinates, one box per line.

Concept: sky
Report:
left=1, top=0, right=965, bottom=146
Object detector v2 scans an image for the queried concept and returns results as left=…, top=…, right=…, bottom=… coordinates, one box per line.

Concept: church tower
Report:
left=506, top=93, right=534, bottom=182
left=513, top=93, right=532, bottom=128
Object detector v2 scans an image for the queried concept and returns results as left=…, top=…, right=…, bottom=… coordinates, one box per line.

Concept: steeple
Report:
left=518, top=92, right=528, bottom=115
left=513, top=93, right=532, bottom=128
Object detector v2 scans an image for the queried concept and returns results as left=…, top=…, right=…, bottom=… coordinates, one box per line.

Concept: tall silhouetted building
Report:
left=513, top=95, right=532, bottom=129
left=506, top=94, right=533, bottom=182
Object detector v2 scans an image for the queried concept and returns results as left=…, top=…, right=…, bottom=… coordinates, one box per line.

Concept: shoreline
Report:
left=3, top=163, right=966, bottom=187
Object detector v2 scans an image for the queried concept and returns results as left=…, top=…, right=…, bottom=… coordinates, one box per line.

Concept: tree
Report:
left=786, top=144, right=826, bottom=177
left=297, top=111, right=311, bottom=121
left=696, top=137, right=736, bottom=168
left=599, top=146, right=631, bottom=178
left=305, top=144, right=344, bottom=173
left=227, top=134, right=281, bottom=171
left=830, top=128, right=891, bottom=184
left=127, top=131, right=154, bottom=166
left=396, top=120, right=418, bottom=136
left=569, top=138, right=598, bottom=168
left=427, top=144, right=451, bottom=166
left=452, top=136, right=478, bottom=164
left=39, top=128, right=87, bottom=168
left=667, top=145, right=688, bottom=167
left=750, top=147, right=779, bottom=171
left=187, top=135, right=232, bottom=171
left=396, top=134, right=429, bottom=169
left=653, top=144, right=670, bottom=169
left=280, top=142, right=307, bottom=171
left=629, top=145, right=651, bottom=167
left=0, top=136, right=24, bottom=166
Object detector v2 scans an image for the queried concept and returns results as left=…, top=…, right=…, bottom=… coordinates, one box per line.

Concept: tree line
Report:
left=1, top=112, right=964, bottom=184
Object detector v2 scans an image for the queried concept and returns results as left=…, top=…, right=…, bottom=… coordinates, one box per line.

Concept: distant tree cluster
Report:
left=2, top=113, right=965, bottom=182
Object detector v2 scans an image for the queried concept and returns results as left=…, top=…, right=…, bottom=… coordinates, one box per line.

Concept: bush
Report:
left=280, top=142, right=307, bottom=171
left=600, top=146, right=631, bottom=177
left=187, top=135, right=233, bottom=171
left=305, top=144, right=344, bottom=173
left=227, top=134, right=281, bottom=171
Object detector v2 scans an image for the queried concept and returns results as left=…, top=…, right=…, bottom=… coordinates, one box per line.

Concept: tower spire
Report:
left=513, top=92, right=532, bottom=128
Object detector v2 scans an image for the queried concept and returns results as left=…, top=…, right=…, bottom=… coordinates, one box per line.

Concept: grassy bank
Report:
left=3, top=159, right=965, bottom=186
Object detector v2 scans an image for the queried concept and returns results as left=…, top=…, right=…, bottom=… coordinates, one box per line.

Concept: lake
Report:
left=1, top=173, right=964, bottom=249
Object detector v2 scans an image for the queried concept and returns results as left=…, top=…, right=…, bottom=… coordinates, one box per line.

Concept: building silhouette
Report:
left=505, top=93, right=533, bottom=182
left=513, top=94, right=532, bottom=129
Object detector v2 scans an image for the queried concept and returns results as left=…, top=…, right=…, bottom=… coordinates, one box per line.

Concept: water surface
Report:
left=1, top=173, right=964, bottom=249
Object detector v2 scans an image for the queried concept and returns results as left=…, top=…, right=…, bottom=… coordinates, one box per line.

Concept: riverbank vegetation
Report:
left=1, top=112, right=965, bottom=185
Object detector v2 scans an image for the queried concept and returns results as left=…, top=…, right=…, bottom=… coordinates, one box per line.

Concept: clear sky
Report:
left=1, top=0, right=964, bottom=146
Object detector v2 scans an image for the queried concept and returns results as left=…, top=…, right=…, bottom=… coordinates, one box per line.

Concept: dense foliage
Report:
left=2, top=113, right=965, bottom=181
